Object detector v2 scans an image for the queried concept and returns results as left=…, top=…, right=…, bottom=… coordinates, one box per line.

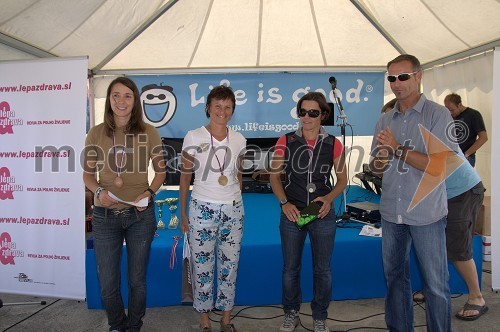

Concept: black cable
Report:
left=2, top=299, right=60, bottom=332
left=350, top=176, right=363, bottom=188
left=209, top=305, right=285, bottom=322
left=207, top=304, right=401, bottom=331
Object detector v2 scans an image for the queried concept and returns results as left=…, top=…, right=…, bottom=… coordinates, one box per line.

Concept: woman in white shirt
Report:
left=179, top=86, right=246, bottom=332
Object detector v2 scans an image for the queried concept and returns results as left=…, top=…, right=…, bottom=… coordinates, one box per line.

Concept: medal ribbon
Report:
left=170, top=235, right=182, bottom=269
left=210, top=127, right=229, bottom=177
left=307, top=136, right=319, bottom=189
left=112, top=132, right=126, bottom=178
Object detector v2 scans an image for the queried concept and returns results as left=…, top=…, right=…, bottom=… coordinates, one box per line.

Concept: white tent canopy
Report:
left=2, top=0, right=500, bottom=291
left=1, top=0, right=500, bottom=74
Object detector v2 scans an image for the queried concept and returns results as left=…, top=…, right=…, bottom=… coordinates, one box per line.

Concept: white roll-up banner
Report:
left=0, top=57, right=87, bottom=300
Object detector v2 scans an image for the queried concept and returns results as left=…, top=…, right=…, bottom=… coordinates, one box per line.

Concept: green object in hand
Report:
left=295, top=201, right=322, bottom=229
left=297, top=214, right=317, bottom=228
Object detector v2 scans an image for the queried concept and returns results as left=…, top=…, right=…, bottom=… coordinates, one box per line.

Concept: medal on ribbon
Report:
left=112, top=132, right=126, bottom=188
left=210, top=127, right=229, bottom=186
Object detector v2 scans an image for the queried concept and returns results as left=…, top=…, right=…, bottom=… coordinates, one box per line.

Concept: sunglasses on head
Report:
left=387, top=71, right=419, bottom=83
left=298, top=108, right=322, bottom=118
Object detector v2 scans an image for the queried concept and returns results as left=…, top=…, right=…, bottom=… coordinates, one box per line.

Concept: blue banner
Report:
left=129, top=72, right=383, bottom=138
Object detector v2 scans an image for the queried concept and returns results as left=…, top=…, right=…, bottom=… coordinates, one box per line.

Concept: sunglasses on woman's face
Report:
left=298, top=108, right=322, bottom=118
left=386, top=71, right=419, bottom=83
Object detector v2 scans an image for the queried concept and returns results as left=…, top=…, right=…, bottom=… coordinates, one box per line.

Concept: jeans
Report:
left=92, top=204, right=156, bottom=332
left=382, top=218, right=451, bottom=332
left=280, top=210, right=336, bottom=320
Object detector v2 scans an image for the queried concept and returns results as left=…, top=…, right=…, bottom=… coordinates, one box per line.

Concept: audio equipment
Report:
left=346, top=201, right=381, bottom=224
left=241, top=177, right=273, bottom=193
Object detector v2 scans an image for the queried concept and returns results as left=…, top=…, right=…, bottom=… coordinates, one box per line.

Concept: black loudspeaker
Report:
left=324, top=103, right=335, bottom=126
left=161, top=137, right=193, bottom=186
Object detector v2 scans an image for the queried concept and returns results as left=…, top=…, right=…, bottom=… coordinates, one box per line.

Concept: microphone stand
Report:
left=332, top=90, right=377, bottom=228
left=331, top=87, right=352, bottom=224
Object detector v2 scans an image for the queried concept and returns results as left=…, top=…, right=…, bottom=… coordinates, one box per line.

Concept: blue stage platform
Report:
left=86, top=185, right=482, bottom=309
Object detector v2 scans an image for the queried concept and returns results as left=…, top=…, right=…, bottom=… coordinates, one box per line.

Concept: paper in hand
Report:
left=108, top=192, right=149, bottom=208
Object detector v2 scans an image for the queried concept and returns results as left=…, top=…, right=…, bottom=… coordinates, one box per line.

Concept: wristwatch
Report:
left=395, top=145, right=407, bottom=158
left=279, top=198, right=288, bottom=206
left=94, top=186, right=104, bottom=198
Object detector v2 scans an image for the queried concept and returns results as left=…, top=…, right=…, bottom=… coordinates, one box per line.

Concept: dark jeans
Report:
left=92, top=204, right=156, bottom=332
left=279, top=210, right=336, bottom=320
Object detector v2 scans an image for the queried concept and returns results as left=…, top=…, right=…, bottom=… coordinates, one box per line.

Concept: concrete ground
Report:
left=0, top=261, right=498, bottom=332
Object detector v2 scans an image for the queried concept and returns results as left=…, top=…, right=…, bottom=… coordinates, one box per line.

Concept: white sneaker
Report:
left=279, top=309, right=299, bottom=332
left=313, top=319, right=330, bottom=332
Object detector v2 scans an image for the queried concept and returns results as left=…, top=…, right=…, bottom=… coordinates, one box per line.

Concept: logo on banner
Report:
left=1, top=232, right=24, bottom=265
left=0, top=167, right=22, bottom=200
left=140, top=84, right=177, bottom=128
left=0, top=101, right=23, bottom=134
left=15, top=272, right=33, bottom=283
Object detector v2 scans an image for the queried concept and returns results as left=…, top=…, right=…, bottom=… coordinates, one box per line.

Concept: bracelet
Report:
left=145, top=188, right=156, bottom=199
left=95, top=186, right=104, bottom=198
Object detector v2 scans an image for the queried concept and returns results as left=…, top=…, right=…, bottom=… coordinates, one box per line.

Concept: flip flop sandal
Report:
left=455, top=302, right=488, bottom=321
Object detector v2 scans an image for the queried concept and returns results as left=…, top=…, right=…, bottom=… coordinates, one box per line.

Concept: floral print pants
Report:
left=188, top=198, right=244, bottom=313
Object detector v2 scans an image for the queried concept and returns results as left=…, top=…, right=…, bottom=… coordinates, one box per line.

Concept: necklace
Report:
left=112, top=132, right=126, bottom=188
left=306, top=136, right=319, bottom=194
left=209, top=126, right=229, bottom=186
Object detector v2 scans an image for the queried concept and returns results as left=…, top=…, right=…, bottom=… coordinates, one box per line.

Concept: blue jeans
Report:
left=382, top=218, right=451, bottom=332
left=92, top=204, right=156, bottom=332
left=279, top=211, right=336, bottom=320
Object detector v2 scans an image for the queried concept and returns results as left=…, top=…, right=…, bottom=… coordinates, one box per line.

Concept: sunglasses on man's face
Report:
left=298, top=108, right=322, bottom=118
left=386, top=71, right=419, bottom=83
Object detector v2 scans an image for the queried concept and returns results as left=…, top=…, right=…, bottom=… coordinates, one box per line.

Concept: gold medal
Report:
left=114, top=176, right=123, bottom=188
left=218, top=175, right=228, bottom=186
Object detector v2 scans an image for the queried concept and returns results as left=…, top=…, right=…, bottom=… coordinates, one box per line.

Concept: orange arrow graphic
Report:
left=408, top=124, right=464, bottom=211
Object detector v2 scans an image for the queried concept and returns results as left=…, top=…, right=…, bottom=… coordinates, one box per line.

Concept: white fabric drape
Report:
left=422, top=52, right=493, bottom=195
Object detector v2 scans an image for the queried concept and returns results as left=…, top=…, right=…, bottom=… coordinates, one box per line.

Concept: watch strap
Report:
left=95, top=186, right=104, bottom=198
left=146, top=188, right=156, bottom=199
